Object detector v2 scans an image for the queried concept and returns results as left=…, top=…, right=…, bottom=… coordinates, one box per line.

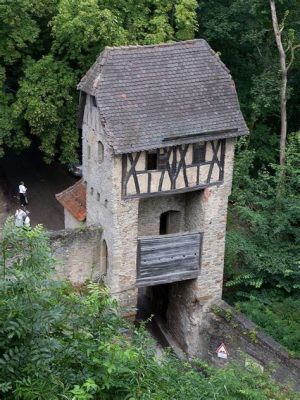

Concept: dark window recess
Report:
left=158, top=152, right=168, bottom=170
left=146, top=151, right=158, bottom=170
left=193, top=142, right=206, bottom=164
left=160, top=210, right=180, bottom=235
left=160, top=212, right=168, bottom=235
left=91, top=95, right=97, bottom=107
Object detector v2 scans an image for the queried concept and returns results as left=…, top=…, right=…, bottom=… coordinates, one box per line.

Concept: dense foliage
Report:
left=225, top=133, right=300, bottom=294
left=1, top=0, right=299, bottom=165
left=198, top=0, right=300, bottom=168
left=0, top=222, right=298, bottom=399
left=0, top=0, right=198, bottom=163
left=198, top=1, right=300, bottom=353
left=223, top=132, right=300, bottom=352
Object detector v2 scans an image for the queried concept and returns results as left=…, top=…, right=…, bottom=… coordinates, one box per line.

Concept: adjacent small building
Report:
left=56, top=179, right=86, bottom=229
left=57, top=39, right=248, bottom=355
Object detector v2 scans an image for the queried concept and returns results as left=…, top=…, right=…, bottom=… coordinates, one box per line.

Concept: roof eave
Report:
left=112, top=128, right=249, bottom=154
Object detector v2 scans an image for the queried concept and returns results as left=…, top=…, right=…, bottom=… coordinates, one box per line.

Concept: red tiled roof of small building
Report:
left=55, top=179, right=86, bottom=222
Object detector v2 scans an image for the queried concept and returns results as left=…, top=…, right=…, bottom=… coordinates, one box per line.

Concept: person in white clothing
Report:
left=19, top=181, right=27, bottom=206
left=24, top=211, right=31, bottom=228
left=15, top=207, right=26, bottom=227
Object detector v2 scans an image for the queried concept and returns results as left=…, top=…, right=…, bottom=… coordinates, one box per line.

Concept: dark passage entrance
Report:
left=148, top=284, right=169, bottom=322
left=137, top=284, right=170, bottom=323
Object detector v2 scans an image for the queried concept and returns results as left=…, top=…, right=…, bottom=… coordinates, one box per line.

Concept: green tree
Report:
left=1, top=0, right=198, bottom=163
left=225, top=133, right=300, bottom=294
left=197, top=0, right=300, bottom=168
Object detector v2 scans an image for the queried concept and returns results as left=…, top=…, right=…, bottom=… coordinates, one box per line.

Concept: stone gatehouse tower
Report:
left=65, top=40, right=248, bottom=355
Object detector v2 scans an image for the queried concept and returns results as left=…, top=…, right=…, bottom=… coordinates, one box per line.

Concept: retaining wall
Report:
left=203, top=301, right=300, bottom=390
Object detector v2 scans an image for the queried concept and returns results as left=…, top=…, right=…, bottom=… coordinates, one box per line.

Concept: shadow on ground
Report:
left=0, top=148, right=77, bottom=230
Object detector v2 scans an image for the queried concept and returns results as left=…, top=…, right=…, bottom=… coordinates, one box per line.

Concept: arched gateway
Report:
left=57, top=40, right=249, bottom=356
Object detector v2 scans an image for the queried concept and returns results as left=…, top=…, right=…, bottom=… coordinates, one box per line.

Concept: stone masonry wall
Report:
left=49, top=227, right=102, bottom=283
left=166, top=138, right=235, bottom=356
left=82, top=96, right=139, bottom=314
left=204, top=301, right=300, bottom=390
left=138, top=194, right=186, bottom=236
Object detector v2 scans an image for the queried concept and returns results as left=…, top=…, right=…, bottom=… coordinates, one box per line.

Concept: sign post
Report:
left=216, top=343, right=229, bottom=359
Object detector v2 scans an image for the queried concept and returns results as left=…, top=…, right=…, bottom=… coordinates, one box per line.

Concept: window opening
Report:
left=146, top=151, right=158, bottom=170
left=91, top=95, right=97, bottom=107
left=98, top=141, right=104, bottom=163
left=160, top=212, right=168, bottom=235
left=160, top=210, right=180, bottom=235
left=193, top=142, right=206, bottom=164
left=101, top=240, right=108, bottom=275
left=158, top=151, right=168, bottom=170
left=87, top=144, right=91, bottom=160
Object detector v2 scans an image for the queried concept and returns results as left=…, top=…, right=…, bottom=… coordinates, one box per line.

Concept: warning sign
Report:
left=216, top=343, right=229, bottom=359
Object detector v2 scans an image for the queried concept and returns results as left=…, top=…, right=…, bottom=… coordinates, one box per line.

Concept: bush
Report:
left=0, top=220, right=298, bottom=399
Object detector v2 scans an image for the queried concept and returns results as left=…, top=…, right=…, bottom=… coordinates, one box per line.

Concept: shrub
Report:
left=0, top=220, right=298, bottom=399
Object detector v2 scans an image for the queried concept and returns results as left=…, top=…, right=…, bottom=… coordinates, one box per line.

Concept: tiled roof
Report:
left=55, top=179, right=86, bottom=222
left=78, top=39, right=249, bottom=154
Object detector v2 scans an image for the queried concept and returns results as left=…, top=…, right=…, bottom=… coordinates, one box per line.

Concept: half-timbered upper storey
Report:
left=78, top=39, right=249, bottom=198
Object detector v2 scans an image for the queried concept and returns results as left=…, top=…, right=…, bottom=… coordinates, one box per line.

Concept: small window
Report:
left=160, top=210, right=180, bottom=235
left=91, top=95, right=97, bottom=107
left=101, top=240, right=108, bottom=275
left=90, top=187, right=94, bottom=195
left=98, top=141, right=104, bottom=163
left=158, top=151, right=168, bottom=170
left=97, top=192, right=100, bottom=201
left=146, top=151, right=158, bottom=170
left=193, top=142, right=206, bottom=164
left=87, top=144, right=91, bottom=160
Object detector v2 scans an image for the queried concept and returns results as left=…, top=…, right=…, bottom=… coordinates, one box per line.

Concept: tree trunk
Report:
left=270, top=0, right=287, bottom=166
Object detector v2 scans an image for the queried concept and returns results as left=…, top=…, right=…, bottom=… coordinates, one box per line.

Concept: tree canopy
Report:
left=0, top=0, right=198, bottom=163
left=0, top=0, right=299, bottom=165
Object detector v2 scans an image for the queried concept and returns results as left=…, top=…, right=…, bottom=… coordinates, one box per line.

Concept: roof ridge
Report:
left=105, top=39, right=205, bottom=51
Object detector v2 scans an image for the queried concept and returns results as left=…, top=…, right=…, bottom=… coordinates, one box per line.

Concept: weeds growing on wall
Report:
left=237, top=291, right=300, bottom=357
left=0, top=219, right=298, bottom=399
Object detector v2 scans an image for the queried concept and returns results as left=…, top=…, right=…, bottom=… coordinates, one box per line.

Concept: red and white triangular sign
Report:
left=216, top=343, right=229, bottom=359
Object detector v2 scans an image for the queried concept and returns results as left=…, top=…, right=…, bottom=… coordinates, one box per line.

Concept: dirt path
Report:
left=0, top=149, right=77, bottom=230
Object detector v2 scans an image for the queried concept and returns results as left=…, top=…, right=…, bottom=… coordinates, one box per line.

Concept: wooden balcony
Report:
left=136, top=232, right=203, bottom=287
